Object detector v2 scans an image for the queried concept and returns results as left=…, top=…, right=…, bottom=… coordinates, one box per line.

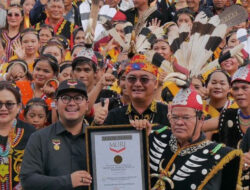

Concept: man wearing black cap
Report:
left=20, top=79, right=92, bottom=190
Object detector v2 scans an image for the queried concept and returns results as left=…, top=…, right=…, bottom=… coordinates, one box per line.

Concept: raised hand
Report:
left=6, top=64, right=26, bottom=82
left=93, top=98, right=109, bottom=125
left=148, top=18, right=161, bottom=30
left=100, top=73, right=116, bottom=88
left=158, top=71, right=168, bottom=86
left=41, top=79, right=59, bottom=98
left=12, top=40, right=25, bottom=59
left=84, top=19, right=95, bottom=45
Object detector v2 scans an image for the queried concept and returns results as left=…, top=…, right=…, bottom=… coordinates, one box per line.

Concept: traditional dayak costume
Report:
left=145, top=6, right=247, bottom=189
left=104, top=54, right=170, bottom=129
left=0, top=119, right=35, bottom=190
left=35, top=18, right=75, bottom=48
left=1, top=31, right=20, bottom=62
left=149, top=88, right=243, bottom=190
left=216, top=64, right=250, bottom=149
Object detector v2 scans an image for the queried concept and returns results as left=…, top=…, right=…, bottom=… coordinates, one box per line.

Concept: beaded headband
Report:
left=125, top=54, right=158, bottom=77
left=7, top=60, right=28, bottom=76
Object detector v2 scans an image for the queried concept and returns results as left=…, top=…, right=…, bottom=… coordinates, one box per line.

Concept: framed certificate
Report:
left=86, top=125, right=150, bottom=190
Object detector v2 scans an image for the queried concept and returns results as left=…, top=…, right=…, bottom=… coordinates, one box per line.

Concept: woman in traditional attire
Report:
left=3, top=59, right=32, bottom=82
left=0, top=81, right=35, bottom=190
left=15, top=54, right=59, bottom=123
left=38, top=24, right=54, bottom=47
left=0, top=37, right=7, bottom=65
left=204, top=70, right=238, bottom=117
left=204, top=64, right=250, bottom=149
left=40, top=40, right=65, bottom=65
left=1, top=4, right=24, bottom=61
left=203, top=70, right=238, bottom=139
left=10, top=28, right=40, bottom=71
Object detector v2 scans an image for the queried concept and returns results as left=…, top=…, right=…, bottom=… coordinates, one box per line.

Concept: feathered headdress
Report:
left=100, top=4, right=167, bottom=55
left=146, top=5, right=247, bottom=86
left=236, top=28, right=250, bottom=65
left=101, top=5, right=247, bottom=86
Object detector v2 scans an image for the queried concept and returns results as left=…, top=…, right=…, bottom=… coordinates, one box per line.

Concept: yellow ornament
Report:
left=54, top=144, right=60, bottom=151
left=0, top=164, right=9, bottom=182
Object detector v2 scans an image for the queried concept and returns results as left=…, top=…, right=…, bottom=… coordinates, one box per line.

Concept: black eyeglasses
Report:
left=0, top=102, right=17, bottom=110
left=59, top=95, right=86, bottom=104
left=7, top=13, right=21, bottom=17
left=126, top=76, right=156, bottom=85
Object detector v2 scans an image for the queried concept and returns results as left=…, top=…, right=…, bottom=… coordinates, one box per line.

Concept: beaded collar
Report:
left=169, top=134, right=212, bottom=156
left=239, top=109, right=250, bottom=120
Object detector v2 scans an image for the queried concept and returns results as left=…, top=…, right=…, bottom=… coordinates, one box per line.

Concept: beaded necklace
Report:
left=0, top=119, right=17, bottom=159
left=239, top=110, right=250, bottom=120
left=239, top=119, right=250, bottom=126
left=238, top=109, right=250, bottom=127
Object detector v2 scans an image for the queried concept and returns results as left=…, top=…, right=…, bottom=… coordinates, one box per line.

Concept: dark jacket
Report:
left=241, top=128, right=250, bottom=152
left=20, top=121, right=88, bottom=190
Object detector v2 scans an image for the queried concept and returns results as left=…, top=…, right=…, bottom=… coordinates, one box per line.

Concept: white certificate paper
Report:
left=91, top=131, right=145, bottom=190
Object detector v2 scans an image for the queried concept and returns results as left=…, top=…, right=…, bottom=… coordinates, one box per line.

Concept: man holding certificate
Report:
left=20, top=79, right=92, bottom=190
left=94, top=54, right=170, bottom=129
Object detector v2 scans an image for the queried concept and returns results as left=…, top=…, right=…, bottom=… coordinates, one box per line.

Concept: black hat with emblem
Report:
left=55, top=79, right=88, bottom=98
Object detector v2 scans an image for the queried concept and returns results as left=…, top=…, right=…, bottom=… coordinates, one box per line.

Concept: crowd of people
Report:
left=0, top=0, right=249, bottom=189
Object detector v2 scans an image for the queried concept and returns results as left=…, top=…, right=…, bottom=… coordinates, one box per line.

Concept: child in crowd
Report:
left=24, top=97, right=48, bottom=129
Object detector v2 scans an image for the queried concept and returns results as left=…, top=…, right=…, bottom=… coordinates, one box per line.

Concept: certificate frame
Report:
left=85, top=124, right=151, bottom=190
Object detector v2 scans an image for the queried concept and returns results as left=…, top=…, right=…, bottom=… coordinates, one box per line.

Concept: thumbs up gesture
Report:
left=93, top=98, right=109, bottom=125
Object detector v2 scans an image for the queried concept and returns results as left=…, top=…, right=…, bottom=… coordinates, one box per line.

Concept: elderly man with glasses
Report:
left=20, top=79, right=92, bottom=190
left=149, top=86, right=242, bottom=190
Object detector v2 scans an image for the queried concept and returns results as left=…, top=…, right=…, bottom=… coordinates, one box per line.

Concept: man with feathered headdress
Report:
left=93, top=53, right=170, bottom=129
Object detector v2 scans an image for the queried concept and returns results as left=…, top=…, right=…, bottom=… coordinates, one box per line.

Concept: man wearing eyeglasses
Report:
left=20, top=79, right=92, bottom=190
left=149, top=87, right=242, bottom=190
left=96, top=54, right=170, bottom=129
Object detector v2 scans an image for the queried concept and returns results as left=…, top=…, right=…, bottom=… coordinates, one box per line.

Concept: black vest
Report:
left=149, top=127, right=242, bottom=190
